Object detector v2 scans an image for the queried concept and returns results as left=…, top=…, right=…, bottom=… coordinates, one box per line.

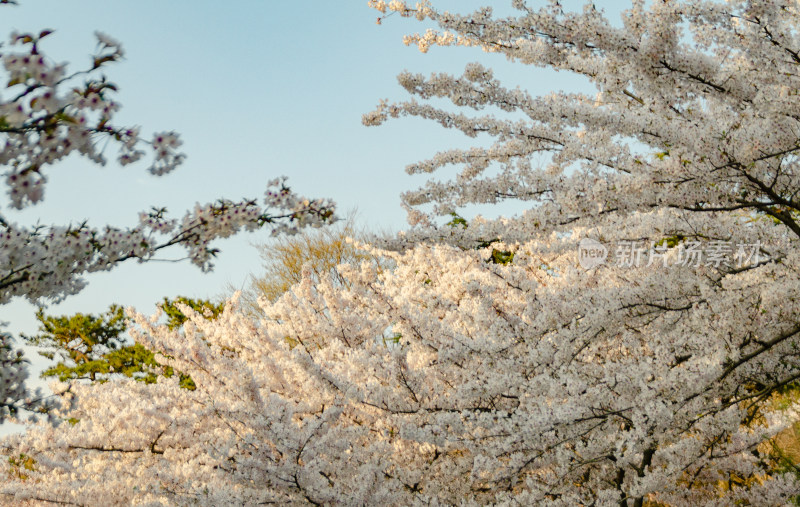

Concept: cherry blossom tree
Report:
left=0, top=21, right=335, bottom=419
left=4, top=0, right=800, bottom=505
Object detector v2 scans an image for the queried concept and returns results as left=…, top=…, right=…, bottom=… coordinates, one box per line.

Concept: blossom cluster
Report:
left=0, top=331, right=55, bottom=425
left=0, top=31, right=184, bottom=209
left=365, top=0, right=800, bottom=244
left=0, top=182, right=335, bottom=307
left=0, top=332, right=28, bottom=423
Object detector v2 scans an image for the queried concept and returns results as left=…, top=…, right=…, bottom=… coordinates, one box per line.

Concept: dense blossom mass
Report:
left=3, top=0, right=800, bottom=505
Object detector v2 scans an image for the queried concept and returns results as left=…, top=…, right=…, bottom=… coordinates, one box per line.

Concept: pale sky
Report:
left=0, top=0, right=630, bottom=433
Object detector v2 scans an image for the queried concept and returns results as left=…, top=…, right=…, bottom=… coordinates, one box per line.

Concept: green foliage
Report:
left=282, top=336, right=299, bottom=349
left=25, top=305, right=127, bottom=382
left=384, top=333, right=402, bottom=346
left=235, top=211, right=388, bottom=316
left=102, top=343, right=161, bottom=383
left=160, top=296, right=224, bottom=330
left=24, top=296, right=219, bottom=390
left=489, top=248, right=514, bottom=265
left=443, top=213, right=515, bottom=264
left=768, top=435, right=800, bottom=506
left=445, top=212, right=468, bottom=229
left=655, top=234, right=686, bottom=249
left=7, top=453, right=35, bottom=481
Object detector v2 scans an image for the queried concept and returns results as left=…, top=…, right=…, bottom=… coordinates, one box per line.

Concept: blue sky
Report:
left=0, top=1, right=631, bottom=430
